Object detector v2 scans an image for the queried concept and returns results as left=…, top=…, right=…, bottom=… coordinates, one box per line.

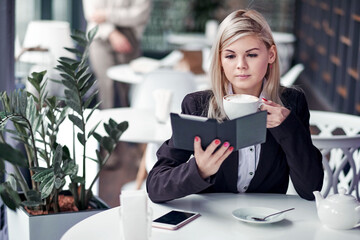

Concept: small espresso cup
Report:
left=223, top=94, right=262, bottom=120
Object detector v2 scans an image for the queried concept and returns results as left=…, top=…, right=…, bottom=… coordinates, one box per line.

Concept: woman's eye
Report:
left=247, top=53, right=258, bottom=58
left=225, top=55, right=235, bottom=59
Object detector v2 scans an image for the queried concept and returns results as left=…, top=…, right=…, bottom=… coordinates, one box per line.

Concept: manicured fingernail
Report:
left=195, top=136, right=200, bottom=142
left=223, top=142, right=229, bottom=147
left=262, top=98, right=268, bottom=102
left=214, top=139, right=220, bottom=145
left=229, top=146, right=234, bottom=151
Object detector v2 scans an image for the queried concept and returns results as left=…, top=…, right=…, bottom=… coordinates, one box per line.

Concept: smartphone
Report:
left=152, top=210, right=201, bottom=230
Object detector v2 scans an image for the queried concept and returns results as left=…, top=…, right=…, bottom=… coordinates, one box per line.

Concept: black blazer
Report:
left=146, top=88, right=323, bottom=202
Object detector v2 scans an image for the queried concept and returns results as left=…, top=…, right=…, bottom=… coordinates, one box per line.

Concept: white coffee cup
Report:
left=119, top=190, right=152, bottom=240
left=223, top=94, right=262, bottom=120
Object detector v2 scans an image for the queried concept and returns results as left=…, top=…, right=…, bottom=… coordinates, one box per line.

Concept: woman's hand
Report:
left=90, top=9, right=107, bottom=24
left=260, top=98, right=290, bottom=128
left=193, top=136, right=233, bottom=179
left=108, top=30, right=133, bottom=53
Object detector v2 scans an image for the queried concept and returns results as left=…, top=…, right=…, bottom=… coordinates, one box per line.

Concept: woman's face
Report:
left=221, top=35, right=276, bottom=96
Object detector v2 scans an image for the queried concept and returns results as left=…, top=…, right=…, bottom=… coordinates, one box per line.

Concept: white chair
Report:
left=280, top=63, right=304, bottom=87
left=128, top=69, right=198, bottom=189
left=130, top=69, right=196, bottom=112
left=310, top=110, right=360, bottom=200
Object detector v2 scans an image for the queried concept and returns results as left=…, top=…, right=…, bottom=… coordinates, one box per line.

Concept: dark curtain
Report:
left=0, top=0, right=15, bottom=97
left=0, top=1, right=14, bottom=239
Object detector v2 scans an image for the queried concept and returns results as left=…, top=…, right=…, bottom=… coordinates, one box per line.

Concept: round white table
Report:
left=61, top=193, right=360, bottom=239
left=107, top=64, right=144, bottom=85
left=106, top=65, right=210, bottom=91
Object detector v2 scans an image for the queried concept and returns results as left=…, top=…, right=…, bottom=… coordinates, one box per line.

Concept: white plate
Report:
left=232, top=207, right=286, bottom=224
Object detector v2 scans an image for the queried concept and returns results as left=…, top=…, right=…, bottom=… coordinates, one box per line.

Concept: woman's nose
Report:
left=236, top=57, right=248, bottom=69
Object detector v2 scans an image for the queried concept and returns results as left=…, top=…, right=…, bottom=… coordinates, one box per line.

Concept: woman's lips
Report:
left=236, top=74, right=250, bottom=80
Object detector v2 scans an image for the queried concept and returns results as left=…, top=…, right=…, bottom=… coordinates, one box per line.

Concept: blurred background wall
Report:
left=10, top=0, right=360, bottom=115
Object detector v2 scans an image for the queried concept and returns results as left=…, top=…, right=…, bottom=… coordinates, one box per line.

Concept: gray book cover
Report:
left=170, top=111, right=267, bottom=151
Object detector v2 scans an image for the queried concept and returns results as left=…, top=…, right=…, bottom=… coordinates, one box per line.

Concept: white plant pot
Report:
left=6, top=195, right=108, bottom=240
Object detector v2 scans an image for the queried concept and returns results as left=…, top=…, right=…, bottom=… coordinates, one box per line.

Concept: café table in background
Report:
left=91, top=107, right=171, bottom=144
left=61, top=193, right=360, bottom=239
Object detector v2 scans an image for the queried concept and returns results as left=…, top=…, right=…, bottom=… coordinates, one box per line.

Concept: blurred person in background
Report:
left=83, top=0, right=152, bottom=108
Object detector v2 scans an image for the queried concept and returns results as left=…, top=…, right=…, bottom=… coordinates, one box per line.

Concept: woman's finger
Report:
left=204, top=139, right=221, bottom=156
left=212, top=141, right=230, bottom=160
left=215, top=146, right=234, bottom=165
left=193, top=136, right=203, bottom=155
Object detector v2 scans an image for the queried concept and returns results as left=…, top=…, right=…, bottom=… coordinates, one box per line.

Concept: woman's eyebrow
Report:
left=223, top=47, right=260, bottom=53
left=245, top=48, right=260, bottom=52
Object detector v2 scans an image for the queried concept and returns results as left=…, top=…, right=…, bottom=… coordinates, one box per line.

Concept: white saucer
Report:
left=232, top=207, right=286, bottom=224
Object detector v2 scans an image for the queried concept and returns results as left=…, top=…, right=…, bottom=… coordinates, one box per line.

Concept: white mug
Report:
left=223, top=94, right=262, bottom=120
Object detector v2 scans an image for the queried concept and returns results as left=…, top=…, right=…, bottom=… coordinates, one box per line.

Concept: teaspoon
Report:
left=251, top=207, right=295, bottom=221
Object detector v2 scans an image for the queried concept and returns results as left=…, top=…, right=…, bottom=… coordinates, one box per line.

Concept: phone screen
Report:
left=153, top=210, right=196, bottom=225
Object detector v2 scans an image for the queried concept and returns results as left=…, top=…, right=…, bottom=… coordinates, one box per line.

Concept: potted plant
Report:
left=0, top=26, right=128, bottom=240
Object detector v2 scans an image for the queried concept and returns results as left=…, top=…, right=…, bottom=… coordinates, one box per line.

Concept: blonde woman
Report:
left=147, top=9, right=323, bottom=202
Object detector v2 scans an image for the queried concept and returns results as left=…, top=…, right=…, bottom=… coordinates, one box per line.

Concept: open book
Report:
left=170, top=111, right=267, bottom=151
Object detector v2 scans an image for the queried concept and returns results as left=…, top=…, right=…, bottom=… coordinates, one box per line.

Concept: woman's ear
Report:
left=268, top=45, right=276, bottom=64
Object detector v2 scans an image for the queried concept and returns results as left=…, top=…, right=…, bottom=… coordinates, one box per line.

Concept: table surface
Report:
left=92, top=107, right=172, bottom=144
left=61, top=193, right=360, bottom=240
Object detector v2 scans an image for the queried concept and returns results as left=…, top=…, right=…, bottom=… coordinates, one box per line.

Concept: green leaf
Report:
left=84, top=90, right=99, bottom=109
left=19, top=90, right=27, bottom=116
left=54, top=177, right=65, bottom=189
left=27, top=189, right=41, bottom=199
left=80, top=81, right=93, bottom=98
left=117, top=121, right=129, bottom=132
left=71, top=176, right=85, bottom=184
left=40, top=175, right=55, bottom=199
left=63, top=160, right=78, bottom=176
left=101, top=136, right=115, bottom=153
left=45, top=96, right=57, bottom=109
left=24, top=189, right=42, bottom=206
left=64, top=47, right=82, bottom=56
left=62, top=145, right=71, bottom=161
left=59, top=57, right=78, bottom=65
left=93, top=132, right=102, bottom=143
left=87, top=121, right=101, bottom=139
left=68, top=114, right=84, bottom=131
left=32, top=168, right=54, bottom=182
left=0, top=183, right=22, bottom=210
left=77, top=132, right=85, bottom=146
left=86, top=155, right=99, bottom=163
left=103, top=123, right=112, bottom=136
left=78, top=72, right=92, bottom=89
left=7, top=174, right=17, bottom=191
left=0, top=143, right=27, bottom=167
left=55, top=64, right=74, bottom=77
left=64, top=89, right=80, bottom=104
left=70, top=62, right=81, bottom=71
left=75, top=65, right=89, bottom=79
left=65, top=100, right=82, bottom=115
left=71, top=35, right=87, bottom=47
left=96, top=150, right=103, bottom=164
left=108, top=118, right=117, bottom=128
left=87, top=25, right=98, bottom=41
left=53, top=145, right=63, bottom=176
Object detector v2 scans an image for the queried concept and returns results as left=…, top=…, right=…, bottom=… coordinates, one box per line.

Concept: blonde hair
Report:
left=208, top=9, right=282, bottom=120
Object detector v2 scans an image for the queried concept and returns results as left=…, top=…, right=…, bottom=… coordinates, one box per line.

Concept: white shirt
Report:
left=82, top=0, right=152, bottom=40
left=226, top=83, right=264, bottom=192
